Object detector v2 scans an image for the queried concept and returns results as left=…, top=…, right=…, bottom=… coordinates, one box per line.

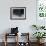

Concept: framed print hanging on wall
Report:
left=10, top=7, right=26, bottom=20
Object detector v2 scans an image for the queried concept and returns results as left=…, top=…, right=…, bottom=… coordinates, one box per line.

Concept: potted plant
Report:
left=40, top=26, right=45, bottom=29
left=32, top=25, right=39, bottom=30
left=32, top=24, right=45, bottom=30
left=33, top=32, right=46, bottom=43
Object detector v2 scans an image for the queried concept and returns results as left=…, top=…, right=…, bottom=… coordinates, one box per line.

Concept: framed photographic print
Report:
left=10, top=7, right=26, bottom=20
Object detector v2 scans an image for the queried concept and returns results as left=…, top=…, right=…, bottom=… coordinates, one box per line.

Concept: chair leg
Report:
left=4, top=33, right=7, bottom=46
left=4, top=41, right=7, bottom=46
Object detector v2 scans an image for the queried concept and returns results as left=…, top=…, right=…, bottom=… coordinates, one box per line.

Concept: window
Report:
left=37, top=0, right=46, bottom=18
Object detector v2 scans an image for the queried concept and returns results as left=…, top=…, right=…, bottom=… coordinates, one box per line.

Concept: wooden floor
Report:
left=0, top=42, right=46, bottom=46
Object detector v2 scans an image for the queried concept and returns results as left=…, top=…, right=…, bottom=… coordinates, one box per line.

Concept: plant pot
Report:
left=37, top=39, right=45, bottom=44
left=40, top=39, right=45, bottom=43
left=37, top=39, right=40, bottom=43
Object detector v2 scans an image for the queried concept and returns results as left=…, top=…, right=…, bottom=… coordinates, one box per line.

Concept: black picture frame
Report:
left=10, top=7, right=26, bottom=20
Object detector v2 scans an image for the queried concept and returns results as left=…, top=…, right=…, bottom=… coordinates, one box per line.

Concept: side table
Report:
left=4, top=33, right=18, bottom=46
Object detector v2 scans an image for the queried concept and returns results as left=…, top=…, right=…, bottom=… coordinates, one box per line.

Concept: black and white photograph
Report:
left=10, top=7, right=26, bottom=20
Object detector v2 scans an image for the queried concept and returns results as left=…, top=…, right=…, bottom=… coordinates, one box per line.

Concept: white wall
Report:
left=0, top=0, right=37, bottom=42
left=0, top=0, right=37, bottom=34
